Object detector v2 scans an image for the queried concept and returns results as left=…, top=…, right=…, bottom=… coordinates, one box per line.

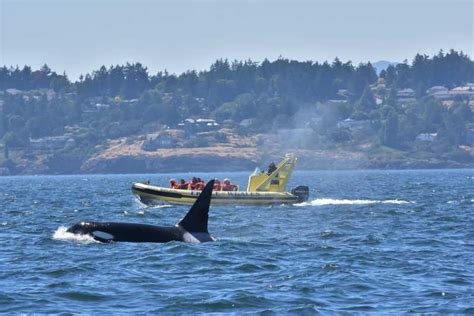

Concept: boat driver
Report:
left=267, top=162, right=277, bottom=175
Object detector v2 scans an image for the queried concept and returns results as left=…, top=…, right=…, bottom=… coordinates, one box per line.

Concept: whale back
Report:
left=178, top=180, right=214, bottom=233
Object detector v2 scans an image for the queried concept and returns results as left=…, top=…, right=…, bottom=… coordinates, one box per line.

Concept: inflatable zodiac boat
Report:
left=131, top=154, right=309, bottom=206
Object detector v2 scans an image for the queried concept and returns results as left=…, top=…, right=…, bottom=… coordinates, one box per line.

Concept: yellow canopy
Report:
left=246, top=154, right=297, bottom=192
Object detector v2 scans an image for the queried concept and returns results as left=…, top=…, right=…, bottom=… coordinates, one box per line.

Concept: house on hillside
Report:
left=397, top=88, right=415, bottom=98
left=336, top=89, right=350, bottom=99
left=427, top=86, right=448, bottom=95
left=121, top=98, right=139, bottom=105
left=449, top=84, right=474, bottom=99
left=177, top=118, right=220, bottom=135
left=239, top=118, right=256, bottom=128
left=142, top=130, right=184, bottom=151
left=397, top=88, right=416, bottom=105
left=416, top=133, right=437, bottom=142
left=429, top=84, right=474, bottom=100
left=328, top=99, right=348, bottom=105
left=143, top=133, right=176, bottom=151
left=95, top=103, right=111, bottom=110
left=396, top=88, right=416, bottom=107
left=5, top=88, right=23, bottom=95
left=337, top=118, right=371, bottom=131
left=431, top=91, right=451, bottom=100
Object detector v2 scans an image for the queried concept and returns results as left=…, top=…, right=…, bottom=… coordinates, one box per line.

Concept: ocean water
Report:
left=0, top=170, right=473, bottom=313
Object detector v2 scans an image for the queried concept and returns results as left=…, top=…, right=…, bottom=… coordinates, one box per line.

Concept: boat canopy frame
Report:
left=246, top=153, right=297, bottom=193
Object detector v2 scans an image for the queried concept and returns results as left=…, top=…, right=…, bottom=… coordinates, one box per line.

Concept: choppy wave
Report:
left=52, top=226, right=98, bottom=243
left=153, top=204, right=173, bottom=209
left=297, top=198, right=412, bottom=206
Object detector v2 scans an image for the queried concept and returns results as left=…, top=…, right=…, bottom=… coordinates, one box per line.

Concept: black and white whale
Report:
left=67, top=180, right=216, bottom=243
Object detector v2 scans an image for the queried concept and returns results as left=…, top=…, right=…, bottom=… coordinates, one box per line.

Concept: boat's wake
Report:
left=153, top=204, right=173, bottom=209
left=296, top=198, right=413, bottom=206
left=52, top=226, right=98, bottom=243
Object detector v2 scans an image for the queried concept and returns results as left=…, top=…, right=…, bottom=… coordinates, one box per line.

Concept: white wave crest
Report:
left=53, top=226, right=98, bottom=243
left=296, top=198, right=412, bottom=206
left=153, top=204, right=173, bottom=209
left=138, top=204, right=173, bottom=214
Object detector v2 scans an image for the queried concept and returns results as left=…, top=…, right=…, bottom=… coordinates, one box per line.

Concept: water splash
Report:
left=52, top=226, right=98, bottom=243
left=296, top=198, right=412, bottom=206
left=152, top=204, right=173, bottom=209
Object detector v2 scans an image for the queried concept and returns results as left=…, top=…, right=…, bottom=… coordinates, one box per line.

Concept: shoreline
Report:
left=1, top=144, right=473, bottom=176
left=1, top=165, right=472, bottom=177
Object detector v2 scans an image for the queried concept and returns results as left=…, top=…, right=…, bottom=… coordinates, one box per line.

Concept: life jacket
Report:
left=195, top=182, right=205, bottom=190
left=213, top=182, right=222, bottom=191
left=223, top=183, right=238, bottom=191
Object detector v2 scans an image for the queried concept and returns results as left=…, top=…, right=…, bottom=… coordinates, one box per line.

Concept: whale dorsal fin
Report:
left=178, top=180, right=214, bottom=233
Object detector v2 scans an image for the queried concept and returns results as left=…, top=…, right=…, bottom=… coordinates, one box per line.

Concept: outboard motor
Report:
left=291, top=185, right=309, bottom=203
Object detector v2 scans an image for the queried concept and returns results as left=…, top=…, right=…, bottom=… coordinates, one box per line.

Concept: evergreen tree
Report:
left=355, top=85, right=376, bottom=112
left=380, top=110, right=399, bottom=147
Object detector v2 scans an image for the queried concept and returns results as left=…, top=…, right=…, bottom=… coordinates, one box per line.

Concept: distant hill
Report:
left=372, top=60, right=399, bottom=74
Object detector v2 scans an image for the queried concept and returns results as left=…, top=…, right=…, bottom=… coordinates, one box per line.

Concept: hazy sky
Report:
left=1, top=0, right=472, bottom=80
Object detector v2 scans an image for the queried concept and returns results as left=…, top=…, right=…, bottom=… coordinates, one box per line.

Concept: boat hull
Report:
left=132, top=182, right=301, bottom=206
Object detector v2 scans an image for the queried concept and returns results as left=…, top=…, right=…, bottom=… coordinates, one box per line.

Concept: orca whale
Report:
left=67, top=180, right=216, bottom=243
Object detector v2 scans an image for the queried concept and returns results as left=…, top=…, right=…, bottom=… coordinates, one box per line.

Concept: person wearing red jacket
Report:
left=195, top=178, right=205, bottom=190
left=169, top=179, right=179, bottom=189
left=213, top=179, right=222, bottom=191
left=222, top=178, right=238, bottom=191
left=178, top=179, right=189, bottom=190
left=189, top=177, right=198, bottom=190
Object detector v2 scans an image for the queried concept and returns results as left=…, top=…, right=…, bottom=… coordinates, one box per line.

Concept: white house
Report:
left=416, top=133, right=437, bottom=142
left=337, top=118, right=371, bottom=131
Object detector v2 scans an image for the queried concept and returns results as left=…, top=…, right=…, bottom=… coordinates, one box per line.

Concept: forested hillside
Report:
left=0, top=50, right=473, bottom=174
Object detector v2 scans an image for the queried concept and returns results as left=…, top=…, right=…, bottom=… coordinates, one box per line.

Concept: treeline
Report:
left=381, top=50, right=473, bottom=97
left=1, top=49, right=471, bottom=99
left=0, top=50, right=473, bottom=161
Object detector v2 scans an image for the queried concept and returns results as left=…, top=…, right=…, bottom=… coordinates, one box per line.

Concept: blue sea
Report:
left=1, top=170, right=473, bottom=313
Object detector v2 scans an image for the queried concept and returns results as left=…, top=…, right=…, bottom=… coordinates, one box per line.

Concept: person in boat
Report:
left=267, top=162, right=277, bottom=175
left=222, top=178, right=238, bottom=191
left=169, top=179, right=179, bottom=189
left=195, top=178, right=205, bottom=190
left=189, top=177, right=198, bottom=190
left=213, top=179, right=222, bottom=191
left=178, top=179, right=189, bottom=190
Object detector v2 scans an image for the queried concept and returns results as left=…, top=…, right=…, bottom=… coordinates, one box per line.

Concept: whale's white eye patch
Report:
left=92, top=231, right=114, bottom=240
